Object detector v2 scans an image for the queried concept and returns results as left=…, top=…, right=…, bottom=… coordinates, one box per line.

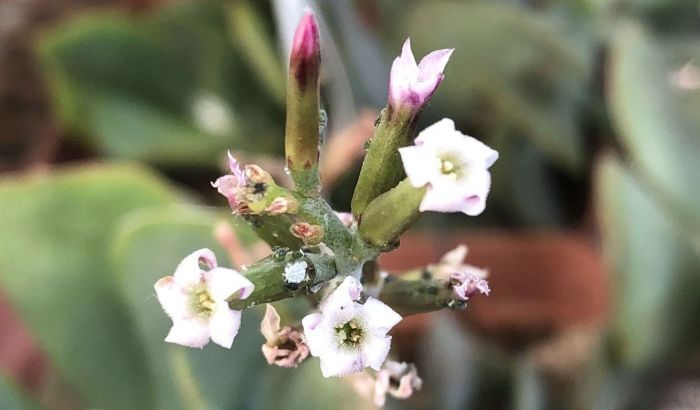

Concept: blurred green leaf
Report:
left=608, top=22, right=700, bottom=251
left=0, top=163, right=181, bottom=409
left=404, top=2, right=591, bottom=173
left=596, top=154, right=700, bottom=369
left=37, top=3, right=284, bottom=165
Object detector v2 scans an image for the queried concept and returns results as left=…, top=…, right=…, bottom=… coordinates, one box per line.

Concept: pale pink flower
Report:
left=302, top=277, right=402, bottom=377
left=154, top=249, right=254, bottom=348
left=212, top=151, right=247, bottom=211
left=260, top=304, right=309, bottom=368
left=374, top=361, right=423, bottom=407
left=388, top=39, right=453, bottom=110
left=399, top=118, right=498, bottom=215
left=451, top=271, right=490, bottom=301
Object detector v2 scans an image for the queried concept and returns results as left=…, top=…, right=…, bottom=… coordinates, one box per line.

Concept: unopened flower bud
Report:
left=285, top=11, right=322, bottom=195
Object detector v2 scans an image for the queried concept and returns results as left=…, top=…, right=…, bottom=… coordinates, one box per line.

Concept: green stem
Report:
left=228, top=253, right=336, bottom=310
left=378, top=278, right=464, bottom=316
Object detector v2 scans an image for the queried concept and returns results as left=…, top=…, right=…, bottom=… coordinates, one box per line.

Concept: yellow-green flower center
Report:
left=191, top=285, right=215, bottom=317
left=335, top=319, right=364, bottom=348
left=439, top=156, right=461, bottom=180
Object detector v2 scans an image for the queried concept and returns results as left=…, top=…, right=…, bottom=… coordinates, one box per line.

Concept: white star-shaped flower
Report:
left=399, top=118, right=499, bottom=215
left=302, top=277, right=402, bottom=377
left=154, top=248, right=254, bottom=348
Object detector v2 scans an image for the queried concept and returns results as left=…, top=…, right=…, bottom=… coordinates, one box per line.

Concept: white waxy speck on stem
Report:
left=284, top=260, right=308, bottom=284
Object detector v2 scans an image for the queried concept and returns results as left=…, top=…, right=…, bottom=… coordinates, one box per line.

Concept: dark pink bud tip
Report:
left=290, top=11, right=320, bottom=88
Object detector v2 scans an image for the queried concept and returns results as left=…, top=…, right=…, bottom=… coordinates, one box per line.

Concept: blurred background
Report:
left=0, top=0, right=699, bottom=409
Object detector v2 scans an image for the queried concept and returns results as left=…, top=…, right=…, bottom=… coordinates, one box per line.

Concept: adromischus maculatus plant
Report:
left=154, top=10, right=497, bottom=405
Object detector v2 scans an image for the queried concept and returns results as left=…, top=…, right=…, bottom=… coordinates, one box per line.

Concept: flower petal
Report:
left=205, top=267, right=254, bottom=302
left=417, top=48, right=454, bottom=81
left=359, top=298, right=402, bottom=331
left=362, top=333, right=392, bottom=371
left=302, top=312, right=334, bottom=357
left=208, top=305, right=241, bottom=348
left=414, top=118, right=456, bottom=145
left=261, top=304, right=281, bottom=342
left=399, top=145, right=440, bottom=188
left=398, top=38, right=418, bottom=79
left=319, top=276, right=362, bottom=315
left=173, top=249, right=216, bottom=288
left=165, top=318, right=211, bottom=348
left=320, top=350, right=366, bottom=378
left=154, top=276, right=191, bottom=319
left=211, top=175, right=239, bottom=197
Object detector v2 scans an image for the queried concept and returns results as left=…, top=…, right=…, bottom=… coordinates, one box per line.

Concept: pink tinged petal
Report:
left=417, top=48, right=454, bottom=80
left=452, top=271, right=490, bottom=301
left=419, top=179, right=472, bottom=213
left=399, top=38, right=419, bottom=79
left=399, top=145, right=440, bottom=188
left=227, top=151, right=246, bottom=184
left=154, top=276, right=190, bottom=319
left=302, top=313, right=334, bottom=357
left=173, top=249, right=216, bottom=288
left=362, top=333, right=393, bottom=371
left=360, top=298, right=402, bottom=331
left=320, top=350, right=366, bottom=378
left=204, top=267, right=254, bottom=302
left=165, top=318, right=211, bottom=348
left=261, top=304, right=281, bottom=342
left=211, top=175, right=239, bottom=197
left=394, top=374, right=418, bottom=399
left=411, top=74, right=444, bottom=105
left=374, top=371, right=391, bottom=407
left=458, top=170, right=492, bottom=216
left=208, top=305, right=241, bottom=348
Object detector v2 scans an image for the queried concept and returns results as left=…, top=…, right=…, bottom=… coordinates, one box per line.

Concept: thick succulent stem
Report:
left=228, top=253, right=336, bottom=310
left=378, top=278, right=465, bottom=316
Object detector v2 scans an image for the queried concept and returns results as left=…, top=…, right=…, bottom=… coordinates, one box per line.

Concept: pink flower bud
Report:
left=388, top=39, right=453, bottom=110
left=290, top=11, right=321, bottom=90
